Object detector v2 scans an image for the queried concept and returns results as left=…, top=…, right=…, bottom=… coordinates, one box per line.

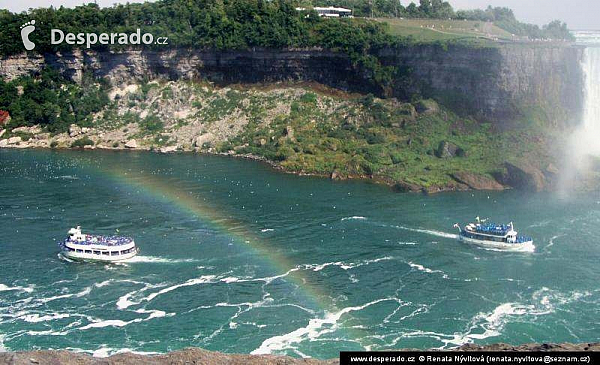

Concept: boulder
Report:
left=69, top=124, right=81, bottom=137
left=160, top=146, right=178, bottom=153
left=435, top=141, right=464, bottom=158
left=330, top=170, right=346, bottom=180
left=0, top=139, right=7, bottom=147
left=124, top=139, right=138, bottom=148
left=284, top=125, right=295, bottom=140
left=393, top=180, right=422, bottom=193
left=7, top=136, right=22, bottom=144
left=194, top=133, right=214, bottom=148
left=0, top=129, right=5, bottom=138
left=396, top=103, right=417, bottom=124
left=415, top=99, right=439, bottom=115
left=496, top=162, right=546, bottom=192
left=451, top=172, right=504, bottom=191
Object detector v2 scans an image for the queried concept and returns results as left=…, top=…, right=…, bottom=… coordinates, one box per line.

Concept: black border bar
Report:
left=340, top=351, right=598, bottom=365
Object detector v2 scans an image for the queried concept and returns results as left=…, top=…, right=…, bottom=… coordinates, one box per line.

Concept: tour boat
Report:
left=453, top=218, right=534, bottom=251
left=58, top=226, right=138, bottom=262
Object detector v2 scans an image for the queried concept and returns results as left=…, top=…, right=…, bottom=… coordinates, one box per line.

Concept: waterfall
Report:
left=582, top=46, right=600, bottom=137
left=559, top=32, right=600, bottom=192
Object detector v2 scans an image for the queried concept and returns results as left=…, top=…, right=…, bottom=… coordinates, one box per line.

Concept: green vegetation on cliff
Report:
left=221, top=89, right=548, bottom=191
left=2, top=74, right=551, bottom=191
left=0, top=68, right=109, bottom=133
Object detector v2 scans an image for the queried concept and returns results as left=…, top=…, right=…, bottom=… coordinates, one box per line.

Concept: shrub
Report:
left=71, top=136, right=94, bottom=148
left=139, top=115, right=164, bottom=134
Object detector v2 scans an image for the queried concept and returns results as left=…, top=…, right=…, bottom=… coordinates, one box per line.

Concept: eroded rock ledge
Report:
left=1, top=343, right=598, bottom=365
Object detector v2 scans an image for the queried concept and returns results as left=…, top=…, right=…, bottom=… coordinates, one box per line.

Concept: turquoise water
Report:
left=0, top=149, right=599, bottom=358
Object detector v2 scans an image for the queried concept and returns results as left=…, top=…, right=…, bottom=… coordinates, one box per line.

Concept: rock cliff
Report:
left=0, top=44, right=584, bottom=125
left=0, top=343, right=598, bottom=364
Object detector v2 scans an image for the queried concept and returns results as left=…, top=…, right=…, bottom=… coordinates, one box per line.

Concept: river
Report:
left=0, top=149, right=599, bottom=358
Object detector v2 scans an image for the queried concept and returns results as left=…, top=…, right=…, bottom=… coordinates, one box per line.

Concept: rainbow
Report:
left=96, top=160, right=339, bottom=314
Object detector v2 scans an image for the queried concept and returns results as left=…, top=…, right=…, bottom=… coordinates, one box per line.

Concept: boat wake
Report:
left=124, top=255, right=199, bottom=264
left=391, top=225, right=458, bottom=240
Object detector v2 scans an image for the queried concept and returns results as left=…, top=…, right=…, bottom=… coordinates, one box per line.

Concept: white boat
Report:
left=453, top=218, right=534, bottom=251
left=59, top=226, right=139, bottom=262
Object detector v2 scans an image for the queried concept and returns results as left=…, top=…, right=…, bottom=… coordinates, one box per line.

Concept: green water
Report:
left=0, top=149, right=599, bottom=358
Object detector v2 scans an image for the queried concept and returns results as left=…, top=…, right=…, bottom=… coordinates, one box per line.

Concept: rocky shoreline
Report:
left=0, top=126, right=558, bottom=195
left=1, top=343, right=598, bottom=364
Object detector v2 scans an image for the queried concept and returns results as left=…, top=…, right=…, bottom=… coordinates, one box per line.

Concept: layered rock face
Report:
left=380, top=44, right=585, bottom=125
left=0, top=44, right=584, bottom=125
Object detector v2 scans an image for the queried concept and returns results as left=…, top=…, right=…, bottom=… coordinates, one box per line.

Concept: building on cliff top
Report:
left=295, top=6, right=353, bottom=18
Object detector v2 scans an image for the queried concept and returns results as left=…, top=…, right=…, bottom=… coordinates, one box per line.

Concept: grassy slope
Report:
left=376, top=18, right=514, bottom=42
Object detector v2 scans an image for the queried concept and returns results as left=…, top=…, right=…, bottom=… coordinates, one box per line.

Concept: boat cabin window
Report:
left=110, top=251, right=119, bottom=256
left=85, top=250, right=92, bottom=254
left=102, top=251, right=109, bottom=255
left=76, top=249, right=82, bottom=253
left=93, top=250, right=100, bottom=255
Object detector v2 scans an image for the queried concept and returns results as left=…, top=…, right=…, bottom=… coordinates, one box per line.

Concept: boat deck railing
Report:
left=63, top=235, right=134, bottom=246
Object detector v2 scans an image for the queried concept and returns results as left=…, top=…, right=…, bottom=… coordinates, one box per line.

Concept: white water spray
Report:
left=561, top=32, right=600, bottom=191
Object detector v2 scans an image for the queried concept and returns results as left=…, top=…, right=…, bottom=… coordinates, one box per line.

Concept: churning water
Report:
left=1, top=149, right=599, bottom=358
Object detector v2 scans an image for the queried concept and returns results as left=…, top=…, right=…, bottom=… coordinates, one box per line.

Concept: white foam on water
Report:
left=440, top=287, right=590, bottom=348
left=407, top=262, right=449, bottom=279
left=116, top=282, right=170, bottom=310
left=54, top=175, right=79, bottom=180
left=21, top=313, right=70, bottom=323
left=124, top=255, right=198, bottom=264
left=126, top=275, right=219, bottom=308
left=341, top=216, right=367, bottom=221
left=251, top=297, right=399, bottom=355
left=301, top=256, right=394, bottom=273
left=0, top=334, right=6, bottom=352
left=89, top=346, right=161, bottom=358
left=260, top=228, right=275, bottom=232
left=79, top=319, right=130, bottom=330
left=0, top=284, right=34, bottom=293
left=442, top=302, right=536, bottom=347
left=79, top=308, right=171, bottom=331
left=37, top=286, right=92, bottom=304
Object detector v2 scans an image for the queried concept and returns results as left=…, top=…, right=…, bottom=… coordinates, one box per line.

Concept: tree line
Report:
left=0, top=0, right=401, bottom=56
left=0, top=0, right=573, bottom=58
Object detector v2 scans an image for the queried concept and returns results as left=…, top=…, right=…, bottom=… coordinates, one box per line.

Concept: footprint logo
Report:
left=20, top=20, right=36, bottom=51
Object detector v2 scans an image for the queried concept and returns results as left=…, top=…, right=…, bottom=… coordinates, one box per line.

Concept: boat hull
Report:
left=59, top=247, right=139, bottom=262
left=458, top=235, right=534, bottom=251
